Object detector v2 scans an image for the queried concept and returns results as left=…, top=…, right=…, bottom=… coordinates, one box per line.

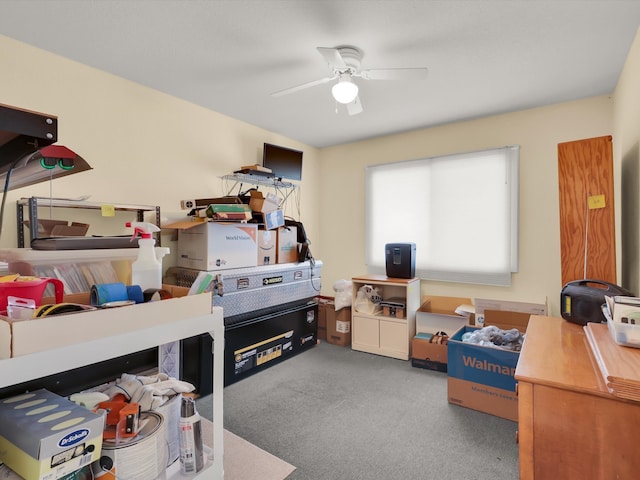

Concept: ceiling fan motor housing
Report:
left=334, top=46, right=362, bottom=74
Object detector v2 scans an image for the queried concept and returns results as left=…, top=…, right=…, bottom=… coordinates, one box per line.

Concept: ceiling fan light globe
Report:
left=332, top=80, right=359, bottom=104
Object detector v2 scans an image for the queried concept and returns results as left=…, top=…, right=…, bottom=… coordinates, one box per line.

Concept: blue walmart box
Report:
left=447, top=325, right=520, bottom=421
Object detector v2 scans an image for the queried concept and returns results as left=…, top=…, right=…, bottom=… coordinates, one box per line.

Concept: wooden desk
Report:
left=515, top=315, right=640, bottom=479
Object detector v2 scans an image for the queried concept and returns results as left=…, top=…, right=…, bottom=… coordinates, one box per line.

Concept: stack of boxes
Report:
left=317, top=297, right=352, bottom=347
left=411, top=296, right=471, bottom=373
left=411, top=295, right=547, bottom=422
left=165, top=192, right=301, bottom=270
left=448, top=299, right=546, bottom=421
left=249, top=190, right=282, bottom=266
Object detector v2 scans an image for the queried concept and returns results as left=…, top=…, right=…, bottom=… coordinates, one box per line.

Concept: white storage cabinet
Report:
left=351, top=274, right=420, bottom=360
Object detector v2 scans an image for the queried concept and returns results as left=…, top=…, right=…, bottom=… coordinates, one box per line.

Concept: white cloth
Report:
left=103, top=373, right=195, bottom=411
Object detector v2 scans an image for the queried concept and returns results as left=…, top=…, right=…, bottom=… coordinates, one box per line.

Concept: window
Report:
left=365, top=145, right=519, bottom=286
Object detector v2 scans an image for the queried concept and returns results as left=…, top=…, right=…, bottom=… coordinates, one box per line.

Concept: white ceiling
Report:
left=1, top=0, right=640, bottom=148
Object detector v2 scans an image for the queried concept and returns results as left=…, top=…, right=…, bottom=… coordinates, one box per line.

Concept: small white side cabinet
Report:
left=351, top=274, right=420, bottom=360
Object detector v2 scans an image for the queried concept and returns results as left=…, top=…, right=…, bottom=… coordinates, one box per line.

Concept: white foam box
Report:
left=0, top=389, right=103, bottom=480
left=164, top=220, right=258, bottom=271
left=0, top=292, right=211, bottom=358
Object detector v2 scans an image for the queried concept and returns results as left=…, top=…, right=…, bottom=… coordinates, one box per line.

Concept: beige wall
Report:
left=0, top=35, right=320, bottom=269
left=319, top=98, right=613, bottom=316
left=4, top=31, right=639, bottom=318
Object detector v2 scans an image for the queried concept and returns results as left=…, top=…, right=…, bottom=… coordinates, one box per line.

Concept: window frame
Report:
left=364, top=145, right=520, bottom=286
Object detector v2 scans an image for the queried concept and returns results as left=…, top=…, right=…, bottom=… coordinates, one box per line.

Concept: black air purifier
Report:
left=385, top=243, right=416, bottom=279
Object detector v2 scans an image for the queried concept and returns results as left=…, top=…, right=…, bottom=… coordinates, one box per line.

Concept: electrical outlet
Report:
left=180, top=199, right=196, bottom=210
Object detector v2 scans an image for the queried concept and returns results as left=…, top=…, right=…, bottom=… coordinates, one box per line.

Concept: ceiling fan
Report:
left=271, top=46, right=428, bottom=115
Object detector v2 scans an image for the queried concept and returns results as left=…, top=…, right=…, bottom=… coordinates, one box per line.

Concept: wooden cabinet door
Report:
left=558, top=135, right=616, bottom=286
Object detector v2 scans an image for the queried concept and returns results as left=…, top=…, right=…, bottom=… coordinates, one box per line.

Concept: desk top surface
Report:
left=515, top=315, right=609, bottom=396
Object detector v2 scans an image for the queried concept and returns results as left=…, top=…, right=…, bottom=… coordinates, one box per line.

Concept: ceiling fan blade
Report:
left=271, top=75, right=336, bottom=97
left=347, top=96, right=363, bottom=116
left=359, top=67, right=428, bottom=81
left=317, top=47, right=347, bottom=69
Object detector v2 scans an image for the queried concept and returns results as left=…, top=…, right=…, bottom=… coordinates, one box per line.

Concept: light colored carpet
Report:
left=202, top=420, right=296, bottom=480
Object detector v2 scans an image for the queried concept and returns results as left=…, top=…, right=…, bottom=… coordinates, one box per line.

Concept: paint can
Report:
left=92, top=412, right=167, bottom=480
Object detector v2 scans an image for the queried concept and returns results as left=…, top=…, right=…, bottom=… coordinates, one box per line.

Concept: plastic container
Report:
left=0, top=277, right=64, bottom=313
left=126, top=222, right=169, bottom=291
left=0, top=248, right=154, bottom=294
left=607, top=318, right=640, bottom=348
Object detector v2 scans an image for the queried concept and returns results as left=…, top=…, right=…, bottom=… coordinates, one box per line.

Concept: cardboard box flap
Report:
left=249, top=190, right=281, bottom=213
left=474, top=298, right=547, bottom=316
left=484, top=310, right=531, bottom=332
left=23, top=220, right=90, bottom=238
left=419, top=295, right=473, bottom=315
left=417, top=296, right=474, bottom=332
left=162, top=218, right=209, bottom=230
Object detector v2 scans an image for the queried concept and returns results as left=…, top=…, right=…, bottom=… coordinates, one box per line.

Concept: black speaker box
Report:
left=385, top=243, right=416, bottom=279
left=560, top=279, right=634, bottom=326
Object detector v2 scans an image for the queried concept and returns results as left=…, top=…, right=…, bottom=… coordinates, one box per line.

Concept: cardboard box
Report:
left=382, top=305, right=405, bottom=318
left=164, top=220, right=258, bottom=271
left=277, top=226, right=298, bottom=264
left=411, top=297, right=472, bottom=372
left=316, top=297, right=333, bottom=341
left=381, top=298, right=405, bottom=318
left=474, top=298, right=547, bottom=327
left=257, top=229, right=277, bottom=266
left=484, top=309, right=531, bottom=332
left=249, top=190, right=280, bottom=213
left=447, top=325, right=520, bottom=421
left=0, top=248, right=144, bottom=294
left=411, top=337, right=448, bottom=373
left=326, top=306, right=352, bottom=347
left=23, top=219, right=90, bottom=237
left=0, top=389, right=103, bottom=480
left=416, top=296, right=471, bottom=338
left=0, top=293, right=211, bottom=358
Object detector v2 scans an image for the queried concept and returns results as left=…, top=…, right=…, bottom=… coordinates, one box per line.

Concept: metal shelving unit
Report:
left=16, top=197, right=161, bottom=247
left=220, top=173, right=298, bottom=205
